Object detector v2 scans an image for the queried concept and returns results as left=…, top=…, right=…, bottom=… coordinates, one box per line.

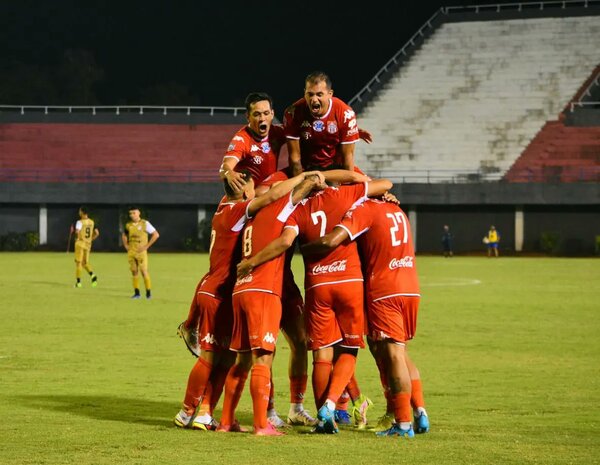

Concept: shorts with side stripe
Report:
left=231, top=291, right=281, bottom=353
left=367, top=295, right=419, bottom=343
left=305, top=281, right=365, bottom=350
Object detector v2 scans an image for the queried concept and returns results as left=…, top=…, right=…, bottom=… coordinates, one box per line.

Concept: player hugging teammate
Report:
left=175, top=72, right=429, bottom=438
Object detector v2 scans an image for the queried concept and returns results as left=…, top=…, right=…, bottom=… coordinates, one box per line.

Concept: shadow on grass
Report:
left=14, top=394, right=256, bottom=429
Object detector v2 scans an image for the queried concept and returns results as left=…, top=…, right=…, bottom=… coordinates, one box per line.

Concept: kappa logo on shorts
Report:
left=388, top=256, right=414, bottom=269
left=263, top=332, right=276, bottom=344
left=202, top=333, right=216, bottom=345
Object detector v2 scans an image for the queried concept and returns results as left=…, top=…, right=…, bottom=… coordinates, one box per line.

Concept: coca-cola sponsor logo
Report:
left=236, top=274, right=253, bottom=285
left=388, top=256, right=414, bottom=269
left=312, top=260, right=347, bottom=275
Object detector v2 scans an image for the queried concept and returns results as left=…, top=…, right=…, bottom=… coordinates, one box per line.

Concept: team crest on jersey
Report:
left=327, top=121, right=338, bottom=134
left=301, top=131, right=311, bottom=140
left=227, top=144, right=235, bottom=151
left=312, top=120, right=325, bottom=132
left=261, top=142, right=271, bottom=153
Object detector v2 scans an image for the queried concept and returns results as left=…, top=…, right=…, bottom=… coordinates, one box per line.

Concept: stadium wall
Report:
left=1, top=182, right=598, bottom=255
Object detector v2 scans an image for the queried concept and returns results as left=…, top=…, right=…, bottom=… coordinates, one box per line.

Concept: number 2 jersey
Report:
left=337, top=199, right=420, bottom=301
left=284, top=183, right=368, bottom=290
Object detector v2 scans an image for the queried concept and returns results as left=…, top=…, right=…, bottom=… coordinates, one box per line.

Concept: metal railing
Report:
left=349, top=0, right=600, bottom=108
left=444, top=0, right=599, bottom=13
left=348, top=9, right=444, bottom=107
left=1, top=166, right=597, bottom=184
left=570, top=101, right=600, bottom=111
left=0, top=105, right=245, bottom=117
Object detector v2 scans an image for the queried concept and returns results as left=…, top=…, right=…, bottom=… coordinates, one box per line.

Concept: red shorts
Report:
left=195, top=292, right=233, bottom=351
left=231, top=291, right=282, bottom=352
left=367, top=295, right=419, bottom=343
left=305, top=281, right=365, bottom=350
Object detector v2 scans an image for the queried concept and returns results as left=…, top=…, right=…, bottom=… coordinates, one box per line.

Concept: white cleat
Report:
left=287, top=408, right=318, bottom=426
left=174, top=409, right=194, bottom=428
left=267, top=410, right=291, bottom=428
left=191, top=413, right=218, bottom=431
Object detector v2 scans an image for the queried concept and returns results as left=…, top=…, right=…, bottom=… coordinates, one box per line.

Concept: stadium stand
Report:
left=504, top=121, right=600, bottom=182
left=354, top=14, right=600, bottom=182
left=0, top=121, right=240, bottom=182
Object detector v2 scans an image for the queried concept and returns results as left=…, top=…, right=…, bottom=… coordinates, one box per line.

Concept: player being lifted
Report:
left=284, top=71, right=371, bottom=175
left=237, top=171, right=392, bottom=434
left=302, top=198, right=430, bottom=438
left=122, top=207, right=160, bottom=299
left=73, top=206, right=99, bottom=288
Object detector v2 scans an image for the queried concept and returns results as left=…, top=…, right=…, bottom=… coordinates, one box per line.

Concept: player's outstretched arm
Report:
left=287, top=139, right=303, bottom=176
left=237, top=228, right=297, bottom=278
left=219, top=158, right=246, bottom=192
left=300, top=226, right=349, bottom=256
left=92, top=228, right=100, bottom=241
left=323, top=169, right=370, bottom=184
left=248, top=171, right=324, bottom=216
left=340, top=142, right=355, bottom=172
left=366, top=179, right=393, bottom=197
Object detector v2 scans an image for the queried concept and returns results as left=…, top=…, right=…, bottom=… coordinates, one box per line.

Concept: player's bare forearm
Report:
left=237, top=235, right=293, bottom=278
left=301, top=227, right=348, bottom=256
left=341, top=144, right=355, bottom=172
left=121, top=234, right=129, bottom=251
left=367, top=179, right=393, bottom=197
left=291, top=176, right=322, bottom=205
left=323, top=169, right=369, bottom=184
left=287, top=139, right=303, bottom=176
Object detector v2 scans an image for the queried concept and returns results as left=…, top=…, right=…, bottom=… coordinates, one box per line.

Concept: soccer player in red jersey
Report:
left=220, top=92, right=286, bottom=191
left=284, top=71, right=369, bottom=175
left=236, top=171, right=392, bottom=434
left=218, top=172, right=325, bottom=436
left=173, top=170, right=321, bottom=430
left=301, top=198, right=430, bottom=438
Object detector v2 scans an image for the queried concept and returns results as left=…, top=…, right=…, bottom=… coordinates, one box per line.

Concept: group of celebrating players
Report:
left=174, top=71, right=429, bottom=437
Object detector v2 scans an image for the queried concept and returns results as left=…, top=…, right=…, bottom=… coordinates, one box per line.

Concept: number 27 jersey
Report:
left=337, top=199, right=420, bottom=301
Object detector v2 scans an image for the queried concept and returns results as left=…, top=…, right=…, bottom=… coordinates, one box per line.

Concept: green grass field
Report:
left=1, top=252, right=599, bottom=465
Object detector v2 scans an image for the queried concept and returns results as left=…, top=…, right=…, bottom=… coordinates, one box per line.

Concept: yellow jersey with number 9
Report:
left=75, top=218, right=95, bottom=249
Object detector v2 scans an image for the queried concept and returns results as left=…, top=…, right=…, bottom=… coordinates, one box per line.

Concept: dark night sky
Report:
left=0, top=0, right=503, bottom=114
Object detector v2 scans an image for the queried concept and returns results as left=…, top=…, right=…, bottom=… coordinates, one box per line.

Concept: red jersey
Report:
left=233, top=193, right=298, bottom=297
left=285, top=183, right=368, bottom=290
left=197, top=197, right=251, bottom=297
left=337, top=199, right=420, bottom=301
left=284, top=97, right=359, bottom=169
left=224, top=124, right=286, bottom=185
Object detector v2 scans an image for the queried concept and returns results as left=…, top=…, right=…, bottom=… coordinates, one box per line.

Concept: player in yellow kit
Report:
left=73, top=206, right=99, bottom=288
left=122, top=207, right=160, bottom=299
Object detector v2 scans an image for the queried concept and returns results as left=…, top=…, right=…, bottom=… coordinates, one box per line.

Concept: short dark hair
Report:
left=245, top=92, right=273, bottom=113
left=128, top=206, right=140, bottom=212
left=79, top=206, right=88, bottom=214
left=305, top=71, right=332, bottom=90
left=224, top=170, right=252, bottom=197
